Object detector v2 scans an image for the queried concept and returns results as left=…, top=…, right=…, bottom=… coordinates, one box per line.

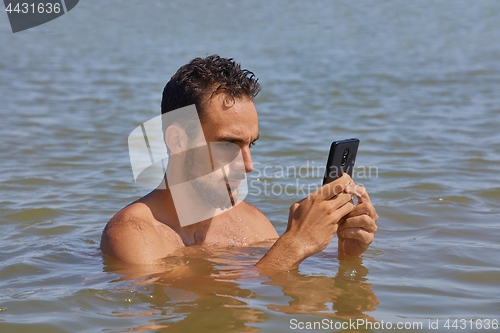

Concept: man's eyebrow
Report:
left=217, top=134, right=260, bottom=144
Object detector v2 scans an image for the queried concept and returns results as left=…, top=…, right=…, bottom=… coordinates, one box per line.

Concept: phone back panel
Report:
left=322, top=138, right=359, bottom=185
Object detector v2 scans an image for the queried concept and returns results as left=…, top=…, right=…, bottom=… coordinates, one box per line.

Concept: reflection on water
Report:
left=265, top=258, right=378, bottom=322
left=102, top=246, right=378, bottom=332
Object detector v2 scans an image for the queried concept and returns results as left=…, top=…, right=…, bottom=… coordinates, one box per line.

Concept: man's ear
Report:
left=165, top=124, right=188, bottom=154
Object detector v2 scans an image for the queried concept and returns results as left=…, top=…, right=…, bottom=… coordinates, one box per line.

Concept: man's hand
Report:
left=285, top=173, right=356, bottom=256
left=337, top=184, right=378, bottom=257
left=256, top=174, right=355, bottom=272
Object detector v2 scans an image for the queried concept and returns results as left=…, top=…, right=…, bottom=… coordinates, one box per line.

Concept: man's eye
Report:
left=223, top=142, right=233, bottom=147
left=249, top=142, right=256, bottom=148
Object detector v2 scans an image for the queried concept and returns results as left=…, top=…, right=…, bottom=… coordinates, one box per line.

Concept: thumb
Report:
left=286, top=199, right=304, bottom=231
left=290, top=202, right=300, bottom=213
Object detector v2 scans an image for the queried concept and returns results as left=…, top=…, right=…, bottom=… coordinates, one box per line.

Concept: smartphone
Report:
left=322, top=138, right=359, bottom=185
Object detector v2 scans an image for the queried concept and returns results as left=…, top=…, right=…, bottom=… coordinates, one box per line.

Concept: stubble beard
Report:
left=190, top=178, right=238, bottom=210
left=184, top=149, right=238, bottom=210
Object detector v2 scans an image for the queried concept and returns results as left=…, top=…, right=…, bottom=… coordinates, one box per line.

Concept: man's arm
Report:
left=255, top=174, right=355, bottom=273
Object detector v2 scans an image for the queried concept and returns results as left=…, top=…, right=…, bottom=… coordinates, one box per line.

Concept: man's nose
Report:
left=232, top=147, right=253, bottom=173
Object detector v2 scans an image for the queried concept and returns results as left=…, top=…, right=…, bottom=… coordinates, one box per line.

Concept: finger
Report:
left=340, top=214, right=377, bottom=233
left=332, top=200, right=355, bottom=220
left=316, top=201, right=354, bottom=231
left=345, top=201, right=378, bottom=220
left=340, top=227, right=374, bottom=244
left=314, top=173, right=353, bottom=200
left=345, top=184, right=371, bottom=204
left=324, top=192, right=355, bottom=211
left=289, top=198, right=305, bottom=211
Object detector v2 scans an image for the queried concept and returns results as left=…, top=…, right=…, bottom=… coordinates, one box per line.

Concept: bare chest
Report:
left=201, top=218, right=255, bottom=247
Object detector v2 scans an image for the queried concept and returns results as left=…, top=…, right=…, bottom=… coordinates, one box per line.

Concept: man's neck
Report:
left=153, top=179, right=216, bottom=245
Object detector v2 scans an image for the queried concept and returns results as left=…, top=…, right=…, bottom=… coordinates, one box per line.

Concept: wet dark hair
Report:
left=161, top=55, right=261, bottom=132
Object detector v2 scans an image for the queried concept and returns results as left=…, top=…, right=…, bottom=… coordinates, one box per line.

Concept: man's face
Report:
left=184, top=94, right=259, bottom=209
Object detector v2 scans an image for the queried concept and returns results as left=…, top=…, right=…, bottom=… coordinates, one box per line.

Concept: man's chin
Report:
left=212, top=188, right=239, bottom=210
left=187, top=178, right=243, bottom=210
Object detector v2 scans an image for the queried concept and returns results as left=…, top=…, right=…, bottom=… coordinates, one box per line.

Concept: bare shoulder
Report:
left=100, top=202, right=182, bottom=264
left=235, top=201, right=279, bottom=240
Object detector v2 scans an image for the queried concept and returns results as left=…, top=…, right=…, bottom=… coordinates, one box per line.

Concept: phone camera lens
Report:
left=341, top=148, right=349, bottom=166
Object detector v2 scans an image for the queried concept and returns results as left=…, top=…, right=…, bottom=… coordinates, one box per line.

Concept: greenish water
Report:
left=1, top=1, right=500, bottom=332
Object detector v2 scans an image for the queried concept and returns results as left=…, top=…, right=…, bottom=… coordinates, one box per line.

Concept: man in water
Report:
left=100, top=55, right=378, bottom=272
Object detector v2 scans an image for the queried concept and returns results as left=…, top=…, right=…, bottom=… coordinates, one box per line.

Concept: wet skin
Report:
left=100, top=94, right=378, bottom=271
